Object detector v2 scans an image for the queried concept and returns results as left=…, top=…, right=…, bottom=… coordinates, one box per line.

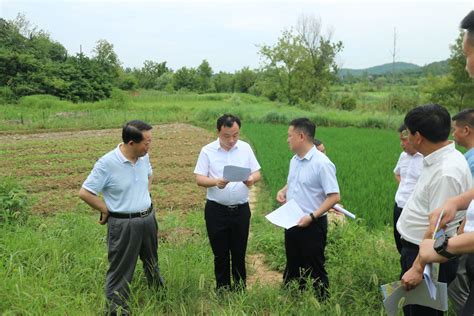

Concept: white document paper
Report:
left=381, top=281, right=448, bottom=316
left=423, top=263, right=439, bottom=299
left=333, top=204, right=356, bottom=219
left=223, top=165, right=251, bottom=182
left=265, top=199, right=306, bottom=229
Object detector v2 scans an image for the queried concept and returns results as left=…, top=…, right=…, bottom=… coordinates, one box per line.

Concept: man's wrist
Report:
left=309, top=213, right=317, bottom=221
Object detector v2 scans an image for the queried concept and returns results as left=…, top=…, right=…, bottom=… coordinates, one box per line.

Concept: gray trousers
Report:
left=449, top=255, right=470, bottom=315
left=105, top=211, right=164, bottom=314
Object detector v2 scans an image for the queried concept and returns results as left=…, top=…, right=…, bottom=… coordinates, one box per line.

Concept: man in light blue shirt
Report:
left=276, top=118, right=340, bottom=300
left=452, top=108, right=474, bottom=179
left=79, top=120, right=164, bottom=315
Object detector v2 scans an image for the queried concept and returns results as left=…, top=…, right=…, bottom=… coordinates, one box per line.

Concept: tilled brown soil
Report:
left=0, top=123, right=213, bottom=214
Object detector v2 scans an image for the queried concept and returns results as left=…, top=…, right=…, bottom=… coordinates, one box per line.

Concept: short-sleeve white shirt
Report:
left=194, top=139, right=261, bottom=205
left=394, top=151, right=424, bottom=208
left=397, top=142, right=472, bottom=244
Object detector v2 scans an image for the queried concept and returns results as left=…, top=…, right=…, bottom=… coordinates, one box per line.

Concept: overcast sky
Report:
left=2, top=0, right=473, bottom=72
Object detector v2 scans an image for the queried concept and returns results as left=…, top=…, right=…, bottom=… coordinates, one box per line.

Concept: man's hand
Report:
left=276, top=189, right=287, bottom=204
left=401, top=265, right=423, bottom=291
left=429, top=202, right=457, bottom=233
left=243, top=175, right=255, bottom=188
left=298, top=214, right=313, bottom=227
left=216, top=178, right=229, bottom=189
left=99, top=209, right=109, bottom=225
left=419, top=239, right=448, bottom=264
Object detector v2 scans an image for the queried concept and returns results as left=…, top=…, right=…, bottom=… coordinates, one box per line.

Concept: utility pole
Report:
left=387, top=27, right=397, bottom=128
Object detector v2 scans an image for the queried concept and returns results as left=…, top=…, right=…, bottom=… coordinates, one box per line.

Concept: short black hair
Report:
left=216, top=114, right=241, bottom=131
left=461, top=11, right=474, bottom=46
left=122, top=120, right=152, bottom=144
left=397, top=123, right=407, bottom=133
left=313, top=138, right=323, bottom=146
left=404, top=104, right=451, bottom=143
left=453, top=108, right=474, bottom=127
left=290, top=118, right=316, bottom=140
left=461, top=11, right=474, bottom=31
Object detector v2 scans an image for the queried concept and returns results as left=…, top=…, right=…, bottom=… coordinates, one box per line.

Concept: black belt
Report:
left=401, top=238, right=419, bottom=250
left=207, top=199, right=248, bottom=211
left=108, top=205, right=153, bottom=219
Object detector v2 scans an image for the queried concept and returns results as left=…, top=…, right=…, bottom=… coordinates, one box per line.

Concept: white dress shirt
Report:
left=286, top=146, right=340, bottom=215
left=464, top=200, right=474, bottom=233
left=394, top=151, right=424, bottom=208
left=397, top=142, right=472, bottom=245
left=194, top=139, right=261, bottom=206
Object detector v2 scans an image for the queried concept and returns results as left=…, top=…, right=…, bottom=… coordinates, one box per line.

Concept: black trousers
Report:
left=283, top=215, right=329, bottom=300
left=204, top=200, right=251, bottom=290
left=399, top=241, right=459, bottom=316
left=461, top=254, right=474, bottom=316
left=393, top=203, right=403, bottom=255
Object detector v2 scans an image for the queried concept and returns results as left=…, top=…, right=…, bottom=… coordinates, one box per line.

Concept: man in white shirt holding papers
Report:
left=396, top=104, right=472, bottom=316
left=194, top=114, right=261, bottom=291
left=276, top=118, right=340, bottom=301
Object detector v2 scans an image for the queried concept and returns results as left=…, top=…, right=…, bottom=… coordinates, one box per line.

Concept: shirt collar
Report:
left=216, top=138, right=239, bottom=152
left=423, top=142, right=455, bottom=166
left=115, top=143, right=136, bottom=164
left=296, top=145, right=317, bottom=161
left=465, top=147, right=474, bottom=158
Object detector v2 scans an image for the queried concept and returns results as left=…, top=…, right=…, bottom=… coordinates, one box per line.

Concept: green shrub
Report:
left=0, top=177, right=29, bottom=225
left=388, top=90, right=420, bottom=113
left=0, top=86, right=17, bottom=104
left=338, top=94, right=357, bottom=111
left=18, top=94, right=70, bottom=109
left=259, top=111, right=290, bottom=124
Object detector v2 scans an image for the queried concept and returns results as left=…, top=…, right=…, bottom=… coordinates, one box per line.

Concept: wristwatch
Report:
left=309, top=213, right=317, bottom=221
left=433, top=233, right=457, bottom=259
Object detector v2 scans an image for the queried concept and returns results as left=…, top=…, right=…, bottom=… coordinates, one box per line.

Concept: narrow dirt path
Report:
left=246, top=185, right=283, bottom=288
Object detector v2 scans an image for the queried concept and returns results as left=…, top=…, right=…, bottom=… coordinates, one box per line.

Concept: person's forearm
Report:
left=448, top=189, right=474, bottom=211
left=196, top=175, right=218, bottom=188
left=412, top=254, right=426, bottom=272
left=279, top=184, right=288, bottom=194
left=79, top=188, right=108, bottom=213
left=313, top=193, right=340, bottom=218
left=395, top=174, right=401, bottom=183
left=447, top=232, right=474, bottom=254
left=251, top=171, right=261, bottom=183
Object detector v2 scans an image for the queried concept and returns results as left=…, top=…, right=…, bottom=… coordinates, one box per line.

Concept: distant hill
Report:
left=340, top=60, right=449, bottom=78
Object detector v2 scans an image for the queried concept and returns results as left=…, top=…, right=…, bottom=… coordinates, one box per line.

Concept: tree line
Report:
left=0, top=14, right=343, bottom=106
left=1, top=14, right=472, bottom=111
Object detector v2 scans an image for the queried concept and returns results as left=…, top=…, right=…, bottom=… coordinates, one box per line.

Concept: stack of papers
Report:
left=333, top=204, right=356, bottom=219
left=265, top=199, right=305, bottom=229
left=223, top=165, right=251, bottom=182
left=380, top=281, right=448, bottom=316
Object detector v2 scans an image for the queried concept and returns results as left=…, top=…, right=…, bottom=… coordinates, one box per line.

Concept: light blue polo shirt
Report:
left=82, top=144, right=152, bottom=213
left=287, top=146, right=340, bottom=215
left=465, top=147, right=474, bottom=179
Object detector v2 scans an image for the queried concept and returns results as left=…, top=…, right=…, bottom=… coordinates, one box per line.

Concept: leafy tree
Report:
left=212, top=71, right=234, bottom=93
left=92, top=39, right=121, bottom=83
left=233, top=67, right=257, bottom=93
left=258, top=16, right=342, bottom=105
left=173, top=66, right=198, bottom=91
left=196, top=59, right=213, bottom=93
left=448, top=32, right=474, bottom=110
left=133, top=60, right=170, bottom=89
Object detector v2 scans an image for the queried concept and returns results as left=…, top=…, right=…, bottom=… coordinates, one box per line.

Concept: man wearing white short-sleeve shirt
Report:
left=396, top=105, right=472, bottom=316
left=393, top=123, right=424, bottom=254
left=194, top=114, right=261, bottom=291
